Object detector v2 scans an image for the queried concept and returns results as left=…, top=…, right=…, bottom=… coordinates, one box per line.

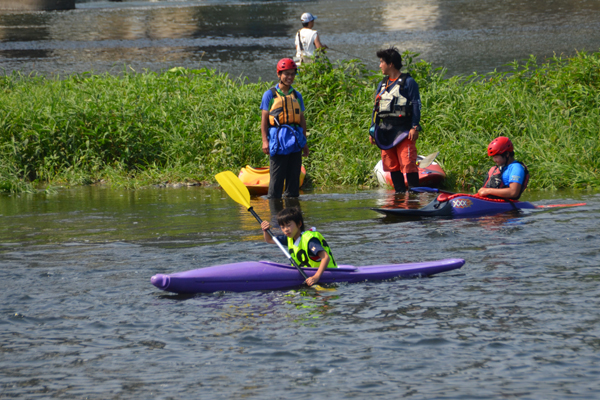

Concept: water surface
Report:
left=1, top=186, right=599, bottom=398
left=1, top=0, right=599, bottom=80
left=1, top=1, right=600, bottom=397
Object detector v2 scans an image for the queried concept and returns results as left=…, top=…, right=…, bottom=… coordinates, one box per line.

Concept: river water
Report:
left=1, top=0, right=600, bottom=398
left=1, top=186, right=599, bottom=398
left=1, top=0, right=600, bottom=80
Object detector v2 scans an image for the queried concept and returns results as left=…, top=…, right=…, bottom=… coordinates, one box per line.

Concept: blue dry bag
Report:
left=268, top=125, right=307, bottom=156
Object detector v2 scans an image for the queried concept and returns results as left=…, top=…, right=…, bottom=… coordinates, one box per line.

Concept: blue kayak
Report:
left=373, top=191, right=585, bottom=218
left=373, top=192, right=536, bottom=218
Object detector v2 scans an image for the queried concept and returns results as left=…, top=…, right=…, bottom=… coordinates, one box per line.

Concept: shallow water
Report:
left=1, top=186, right=599, bottom=398
left=1, top=0, right=600, bottom=80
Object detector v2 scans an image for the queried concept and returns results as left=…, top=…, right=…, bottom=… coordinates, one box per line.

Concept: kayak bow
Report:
left=238, top=165, right=307, bottom=196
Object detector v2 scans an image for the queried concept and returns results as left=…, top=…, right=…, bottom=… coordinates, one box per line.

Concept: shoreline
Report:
left=1, top=52, right=599, bottom=194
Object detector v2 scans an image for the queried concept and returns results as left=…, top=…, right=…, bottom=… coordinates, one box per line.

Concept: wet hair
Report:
left=276, top=206, right=305, bottom=232
left=376, top=47, right=403, bottom=70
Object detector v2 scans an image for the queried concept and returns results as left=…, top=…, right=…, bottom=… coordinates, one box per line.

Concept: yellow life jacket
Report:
left=268, top=87, right=302, bottom=126
left=287, top=230, right=337, bottom=269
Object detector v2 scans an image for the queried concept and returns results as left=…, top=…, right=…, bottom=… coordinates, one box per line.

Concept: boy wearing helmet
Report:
left=478, top=136, right=529, bottom=200
left=260, top=58, right=309, bottom=199
left=295, top=12, right=327, bottom=64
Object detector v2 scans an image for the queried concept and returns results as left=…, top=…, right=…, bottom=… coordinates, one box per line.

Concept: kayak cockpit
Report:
left=259, top=260, right=358, bottom=272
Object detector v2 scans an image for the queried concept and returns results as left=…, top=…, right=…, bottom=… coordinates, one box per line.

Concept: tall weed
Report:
left=1, top=51, right=599, bottom=193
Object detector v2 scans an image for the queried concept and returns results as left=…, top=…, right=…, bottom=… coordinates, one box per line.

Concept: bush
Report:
left=1, top=51, right=599, bottom=193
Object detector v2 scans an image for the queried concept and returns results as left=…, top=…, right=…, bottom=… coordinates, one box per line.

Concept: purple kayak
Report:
left=151, top=258, right=465, bottom=293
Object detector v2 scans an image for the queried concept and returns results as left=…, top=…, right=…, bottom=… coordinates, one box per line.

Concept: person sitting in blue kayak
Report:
left=477, top=136, right=529, bottom=200
left=261, top=206, right=337, bottom=286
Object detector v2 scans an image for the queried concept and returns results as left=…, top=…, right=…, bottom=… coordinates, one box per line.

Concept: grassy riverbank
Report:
left=1, top=51, right=599, bottom=194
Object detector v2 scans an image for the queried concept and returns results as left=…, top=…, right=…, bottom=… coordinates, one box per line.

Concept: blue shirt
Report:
left=260, top=84, right=305, bottom=112
left=502, top=162, right=527, bottom=186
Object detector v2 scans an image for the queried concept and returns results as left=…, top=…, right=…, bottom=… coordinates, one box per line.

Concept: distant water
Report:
left=1, top=186, right=599, bottom=398
left=1, top=0, right=600, bottom=80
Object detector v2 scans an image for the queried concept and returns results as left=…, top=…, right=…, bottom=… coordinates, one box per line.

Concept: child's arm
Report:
left=260, top=221, right=276, bottom=244
left=305, top=250, right=329, bottom=287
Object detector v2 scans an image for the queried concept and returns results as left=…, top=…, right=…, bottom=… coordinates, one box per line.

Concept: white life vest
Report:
left=377, top=75, right=412, bottom=120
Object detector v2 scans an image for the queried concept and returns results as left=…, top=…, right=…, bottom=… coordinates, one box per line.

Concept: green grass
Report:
left=1, top=51, right=599, bottom=194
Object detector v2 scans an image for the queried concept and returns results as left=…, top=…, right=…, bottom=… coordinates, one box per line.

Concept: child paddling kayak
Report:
left=261, top=206, right=337, bottom=287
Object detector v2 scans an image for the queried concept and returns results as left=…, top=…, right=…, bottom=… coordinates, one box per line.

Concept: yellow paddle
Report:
left=215, top=171, right=334, bottom=291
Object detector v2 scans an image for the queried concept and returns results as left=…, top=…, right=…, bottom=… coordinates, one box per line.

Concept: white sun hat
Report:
left=300, top=12, right=316, bottom=23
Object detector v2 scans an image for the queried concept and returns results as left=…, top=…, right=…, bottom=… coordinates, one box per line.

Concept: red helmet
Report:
left=277, top=58, right=297, bottom=73
left=487, top=136, right=514, bottom=156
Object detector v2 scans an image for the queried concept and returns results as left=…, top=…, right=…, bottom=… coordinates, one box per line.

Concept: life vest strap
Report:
left=297, top=30, right=304, bottom=51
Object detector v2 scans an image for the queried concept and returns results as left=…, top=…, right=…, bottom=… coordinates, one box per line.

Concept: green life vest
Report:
left=287, top=230, right=337, bottom=269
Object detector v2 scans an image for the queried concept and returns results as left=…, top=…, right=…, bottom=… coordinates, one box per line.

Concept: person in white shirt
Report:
left=295, top=12, right=327, bottom=64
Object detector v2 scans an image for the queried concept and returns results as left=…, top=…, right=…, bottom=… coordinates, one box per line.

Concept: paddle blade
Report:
left=215, top=171, right=251, bottom=209
left=312, top=284, right=336, bottom=292
left=418, top=151, right=439, bottom=169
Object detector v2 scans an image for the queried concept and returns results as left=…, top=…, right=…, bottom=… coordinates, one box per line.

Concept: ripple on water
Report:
left=0, top=188, right=599, bottom=398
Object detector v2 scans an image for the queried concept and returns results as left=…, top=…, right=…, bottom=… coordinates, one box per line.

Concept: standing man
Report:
left=370, top=47, right=422, bottom=193
left=260, top=58, right=309, bottom=199
left=295, top=12, right=327, bottom=64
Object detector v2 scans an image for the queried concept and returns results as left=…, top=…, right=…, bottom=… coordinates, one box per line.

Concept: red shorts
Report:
left=381, top=139, right=418, bottom=173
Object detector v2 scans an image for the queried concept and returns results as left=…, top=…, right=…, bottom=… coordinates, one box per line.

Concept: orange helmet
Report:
left=487, top=136, right=514, bottom=156
left=277, top=58, right=297, bottom=73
